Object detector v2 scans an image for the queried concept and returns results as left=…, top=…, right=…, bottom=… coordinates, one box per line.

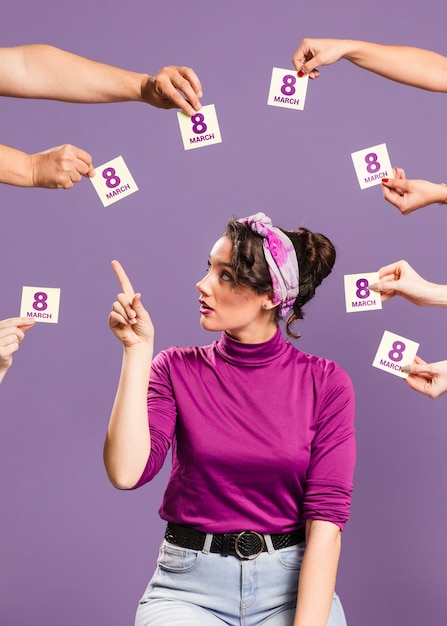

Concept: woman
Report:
left=105, top=212, right=356, bottom=625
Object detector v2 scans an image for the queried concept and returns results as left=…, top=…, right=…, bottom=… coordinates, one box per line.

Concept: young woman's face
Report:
left=196, top=236, right=277, bottom=343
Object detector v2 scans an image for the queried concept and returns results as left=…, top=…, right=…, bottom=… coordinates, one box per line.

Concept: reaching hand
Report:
left=402, top=356, right=447, bottom=399
left=292, top=38, right=351, bottom=79
left=108, top=260, right=154, bottom=348
left=382, top=167, right=447, bottom=215
left=142, top=65, right=203, bottom=116
left=369, top=260, right=439, bottom=306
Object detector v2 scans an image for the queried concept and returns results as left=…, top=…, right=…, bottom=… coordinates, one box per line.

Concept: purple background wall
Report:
left=1, top=1, right=446, bottom=624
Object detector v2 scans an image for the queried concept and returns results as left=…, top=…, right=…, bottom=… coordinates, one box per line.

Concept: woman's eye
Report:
left=221, top=271, right=233, bottom=281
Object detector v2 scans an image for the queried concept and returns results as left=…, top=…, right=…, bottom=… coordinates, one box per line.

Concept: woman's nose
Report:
left=196, top=273, right=209, bottom=294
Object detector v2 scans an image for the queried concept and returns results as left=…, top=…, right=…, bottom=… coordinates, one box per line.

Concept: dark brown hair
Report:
left=224, top=219, right=336, bottom=338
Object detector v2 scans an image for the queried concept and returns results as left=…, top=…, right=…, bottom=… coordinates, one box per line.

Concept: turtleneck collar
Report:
left=215, top=326, right=289, bottom=366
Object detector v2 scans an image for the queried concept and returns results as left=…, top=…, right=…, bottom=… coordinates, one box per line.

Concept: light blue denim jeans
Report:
left=135, top=534, right=347, bottom=625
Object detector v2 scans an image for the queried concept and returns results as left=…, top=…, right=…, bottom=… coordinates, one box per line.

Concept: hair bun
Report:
left=281, top=227, right=336, bottom=337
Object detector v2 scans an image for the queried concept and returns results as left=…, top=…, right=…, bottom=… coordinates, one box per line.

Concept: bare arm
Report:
left=104, top=261, right=154, bottom=489
left=0, top=44, right=202, bottom=114
left=0, top=143, right=94, bottom=188
left=292, top=38, right=447, bottom=92
left=293, top=520, right=341, bottom=626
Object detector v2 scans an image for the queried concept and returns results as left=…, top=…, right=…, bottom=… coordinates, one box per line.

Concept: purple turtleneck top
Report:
left=133, top=328, right=356, bottom=533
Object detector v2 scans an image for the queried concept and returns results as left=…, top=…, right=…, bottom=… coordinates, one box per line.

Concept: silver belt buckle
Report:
left=234, top=531, right=265, bottom=560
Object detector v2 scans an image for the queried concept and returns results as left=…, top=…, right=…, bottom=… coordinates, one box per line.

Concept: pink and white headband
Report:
left=238, top=212, right=299, bottom=318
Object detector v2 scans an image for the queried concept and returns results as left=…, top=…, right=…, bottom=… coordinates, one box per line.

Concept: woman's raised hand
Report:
left=108, top=260, right=154, bottom=348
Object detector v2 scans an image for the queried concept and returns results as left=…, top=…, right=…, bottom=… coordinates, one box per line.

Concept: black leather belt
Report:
left=165, top=522, right=305, bottom=560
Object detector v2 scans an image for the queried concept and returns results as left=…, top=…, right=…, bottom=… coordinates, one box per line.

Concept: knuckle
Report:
left=58, top=155, right=74, bottom=168
left=157, top=66, right=170, bottom=79
left=55, top=173, right=68, bottom=185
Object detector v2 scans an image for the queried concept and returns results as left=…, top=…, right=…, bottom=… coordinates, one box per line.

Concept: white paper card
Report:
left=372, top=330, right=419, bottom=378
left=177, top=104, right=222, bottom=150
left=90, top=156, right=138, bottom=206
left=267, top=67, right=308, bottom=110
left=351, top=143, right=392, bottom=189
left=20, top=286, right=61, bottom=324
left=344, top=272, right=382, bottom=312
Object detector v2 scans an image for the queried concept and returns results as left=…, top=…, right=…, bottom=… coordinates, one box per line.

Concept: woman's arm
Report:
left=292, top=38, right=447, bottom=91
left=104, top=261, right=154, bottom=489
left=0, top=44, right=202, bottom=115
left=294, top=520, right=341, bottom=626
left=297, top=364, right=355, bottom=623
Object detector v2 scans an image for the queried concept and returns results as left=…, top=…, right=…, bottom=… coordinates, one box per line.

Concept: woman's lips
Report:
left=199, top=300, right=214, bottom=315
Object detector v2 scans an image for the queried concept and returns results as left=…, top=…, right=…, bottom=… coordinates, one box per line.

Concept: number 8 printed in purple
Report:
left=388, top=341, right=406, bottom=363
left=191, top=113, right=207, bottom=135
left=281, top=75, right=296, bottom=96
left=364, top=152, right=381, bottom=174
left=355, top=278, right=370, bottom=299
left=32, top=292, right=48, bottom=311
left=102, top=167, right=121, bottom=189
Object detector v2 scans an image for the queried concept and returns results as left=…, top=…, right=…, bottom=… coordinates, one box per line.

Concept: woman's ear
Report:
left=262, top=293, right=277, bottom=311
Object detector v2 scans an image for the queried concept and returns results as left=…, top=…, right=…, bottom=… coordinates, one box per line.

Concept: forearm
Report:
left=419, top=282, right=447, bottom=307
left=0, top=44, right=147, bottom=103
left=342, top=40, right=447, bottom=91
left=104, top=345, right=153, bottom=489
left=0, top=144, right=33, bottom=186
left=294, top=520, right=341, bottom=626
left=431, top=183, right=447, bottom=204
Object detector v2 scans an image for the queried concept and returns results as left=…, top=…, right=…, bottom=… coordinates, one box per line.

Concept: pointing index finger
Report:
left=111, top=260, right=136, bottom=299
